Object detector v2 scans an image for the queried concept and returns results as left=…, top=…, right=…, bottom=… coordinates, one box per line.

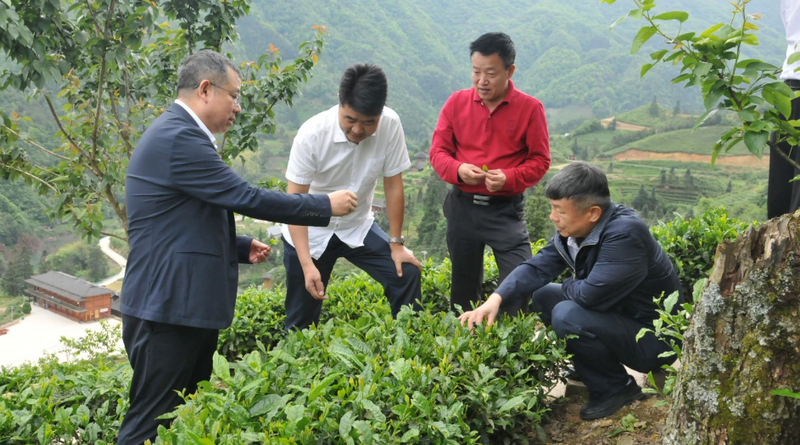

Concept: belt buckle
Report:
left=473, top=195, right=490, bottom=206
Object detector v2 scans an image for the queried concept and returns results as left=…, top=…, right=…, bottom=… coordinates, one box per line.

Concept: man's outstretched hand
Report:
left=458, top=293, right=503, bottom=330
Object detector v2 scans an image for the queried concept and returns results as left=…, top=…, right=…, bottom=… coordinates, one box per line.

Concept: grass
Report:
left=607, top=126, right=750, bottom=156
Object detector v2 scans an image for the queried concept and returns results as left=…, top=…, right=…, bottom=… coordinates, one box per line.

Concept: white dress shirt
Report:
left=174, top=99, right=217, bottom=146
left=282, top=105, right=411, bottom=259
left=781, top=0, right=800, bottom=81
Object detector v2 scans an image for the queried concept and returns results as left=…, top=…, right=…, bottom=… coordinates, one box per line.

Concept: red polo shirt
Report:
left=429, top=80, right=550, bottom=196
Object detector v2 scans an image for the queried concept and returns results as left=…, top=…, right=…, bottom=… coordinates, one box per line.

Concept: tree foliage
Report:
left=602, top=0, right=800, bottom=177
left=0, top=0, right=326, bottom=241
left=1, top=245, right=32, bottom=296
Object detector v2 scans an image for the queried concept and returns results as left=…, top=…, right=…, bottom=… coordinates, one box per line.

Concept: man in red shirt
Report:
left=429, top=32, right=550, bottom=315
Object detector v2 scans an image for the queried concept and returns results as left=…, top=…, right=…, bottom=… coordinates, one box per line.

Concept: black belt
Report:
left=786, top=79, right=800, bottom=90
left=452, top=186, right=524, bottom=206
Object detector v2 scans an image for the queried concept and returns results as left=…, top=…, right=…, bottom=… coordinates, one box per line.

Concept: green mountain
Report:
left=236, top=0, right=785, bottom=146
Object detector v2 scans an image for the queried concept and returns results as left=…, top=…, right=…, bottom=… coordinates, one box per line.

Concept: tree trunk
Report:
left=662, top=213, right=800, bottom=444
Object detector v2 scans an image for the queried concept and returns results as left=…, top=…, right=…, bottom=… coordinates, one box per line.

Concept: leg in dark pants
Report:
left=532, top=284, right=674, bottom=401
left=284, top=223, right=421, bottom=331
left=768, top=86, right=800, bottom=219
left=445, top=189, right=532, bottom=314
left=118, top=315, right=219, bottom=445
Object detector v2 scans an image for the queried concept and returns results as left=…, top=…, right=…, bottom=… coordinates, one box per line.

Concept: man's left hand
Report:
left=390, top=243, right=422, bottom=277
left=249, top=239, right=271, bottom=263
left=484, top=169, right=507, bottom=192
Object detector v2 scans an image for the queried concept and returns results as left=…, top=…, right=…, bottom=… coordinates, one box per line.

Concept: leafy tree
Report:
left=1, top=246, right=32, bottom=296
left=525, top=186, right=553, bottom=242
left=416, top=169, right=448, bottom=260
left=38, top=249, right=49, bottom=274
left=608, top=117, right=618, bottom=131
left=632, top=184, right=651, bottom=211
left=660, top=169, right=667, bottom=186
left=0, top=0, right=327, bottom=242
left=0, top=257, right=5, bottom=279
left=21, top=301, right=30, bottom=314
left=570, top=138, right=580, bottom=157
left=87, top=245, right=109, bottom=282
left=726, top=180, right=733, bottom=193
left=649, top=95, right=660, bottom=117
left=608, top=162, right=614, bottom=173
left=683, top=169, right=694, bottom=188
left=673, top=100, right=681, bottom=116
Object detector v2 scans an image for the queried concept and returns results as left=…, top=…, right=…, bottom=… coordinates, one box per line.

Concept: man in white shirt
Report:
left=768, top=0, right=800, bottom=218
left=282, top=64, right=422, bottom=330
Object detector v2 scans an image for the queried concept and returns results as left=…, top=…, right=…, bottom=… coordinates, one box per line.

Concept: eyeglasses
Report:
left=207, top=82, right=241, bottom=106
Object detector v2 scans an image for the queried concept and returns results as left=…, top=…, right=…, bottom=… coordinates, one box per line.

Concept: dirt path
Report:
left=613, top=149, right=769, bottom=168
left=601, top=117, right=648, bottom=131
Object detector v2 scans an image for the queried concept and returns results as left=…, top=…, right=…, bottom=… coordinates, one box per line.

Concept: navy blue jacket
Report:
left=495, top=203, right=682, bottom=321
left=122, top=104, right=331, bottom=329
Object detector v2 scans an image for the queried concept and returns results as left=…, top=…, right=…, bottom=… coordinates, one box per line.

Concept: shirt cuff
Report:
left=285, top=171, right=312, bottom=185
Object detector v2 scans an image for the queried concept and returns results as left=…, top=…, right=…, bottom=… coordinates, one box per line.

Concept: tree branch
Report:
left=0, top=161, right=59, bottom=193
left=1, top=125, right=71, bottom=162
left=769, top=140, right=800, bottom=172
left=103, top=182, right=127, bottom=234
left=44, top=95, right=90, bottom=160
left=90, top=0, right=116, bottom=161
left=100, top=230, right=127, bottom=242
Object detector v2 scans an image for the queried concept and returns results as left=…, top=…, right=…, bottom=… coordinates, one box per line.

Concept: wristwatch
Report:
left=388, top=236, right=405, bottom=245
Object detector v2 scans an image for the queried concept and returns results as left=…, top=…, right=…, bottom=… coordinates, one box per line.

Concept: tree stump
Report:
left=662, top=213, right=800, bottom=444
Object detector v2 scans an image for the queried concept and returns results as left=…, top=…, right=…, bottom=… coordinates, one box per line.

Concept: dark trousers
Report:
left=532, top=283, right=675, bottom=401
left=117, top=314, right=219, bottom=445
left=767, top=80, right=800, bottom=219
left=444, top=188, right=532, bottom=315
left=283, top=223, right=421, bottom=330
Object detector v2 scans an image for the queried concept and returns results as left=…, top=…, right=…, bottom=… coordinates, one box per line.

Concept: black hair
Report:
left=177, top=50, right=240, bottom=96
left=469, top=32, right=516, bottom=69
left=545, top=162, right=611, bottom=212
left=338, top=63, right=388, bottom=116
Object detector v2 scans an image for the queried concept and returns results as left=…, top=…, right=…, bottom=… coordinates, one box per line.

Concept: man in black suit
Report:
left=117, top=50, right=357, bottom=445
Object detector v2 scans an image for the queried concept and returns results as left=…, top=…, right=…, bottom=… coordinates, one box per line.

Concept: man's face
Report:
left=549, top=198, right=598, bottom=239
left=206, top=67, right=242, bottom=133
left=471, top=52, right=514, bottom=105
left=338, top=104, right=381, bottom=144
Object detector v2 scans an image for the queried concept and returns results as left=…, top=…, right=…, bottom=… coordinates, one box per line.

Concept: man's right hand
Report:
left=303, top=264, right=328, bottom=300
left=328, top=190, right=357, bottom=216
left=457, top=163, right=486, bottom=185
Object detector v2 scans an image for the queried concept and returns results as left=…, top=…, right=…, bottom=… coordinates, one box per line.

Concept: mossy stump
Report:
left=661, top=212, right=800, bottom=444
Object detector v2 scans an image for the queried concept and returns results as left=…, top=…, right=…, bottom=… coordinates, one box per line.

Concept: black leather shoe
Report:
left=579, top=379, right=644, bottom=420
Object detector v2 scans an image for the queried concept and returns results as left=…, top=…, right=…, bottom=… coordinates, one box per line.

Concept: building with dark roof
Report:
left=25, top=271, right=113, bottom=322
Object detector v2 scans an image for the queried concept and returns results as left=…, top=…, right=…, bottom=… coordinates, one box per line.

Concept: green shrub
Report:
left=20, top=301, right=30, bottom=315
left=0, top=343, right=131, bottom=444
left=650, top=207, right=752, bottom=299
left=160, top=307, right=568, bottom=444
left=217, top=286, right=288, bottom=361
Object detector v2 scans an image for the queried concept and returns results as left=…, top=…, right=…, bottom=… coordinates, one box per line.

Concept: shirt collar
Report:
left=472, top=79, right=518, bottom=104
left=174, top=99, right=216, bottom=146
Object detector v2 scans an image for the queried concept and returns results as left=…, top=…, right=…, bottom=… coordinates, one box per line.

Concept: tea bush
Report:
left=0, top=332, right=131, bottom=444
left=650, top=207, right=753, bottom=299
left=159, top=308, right=568, bottom=444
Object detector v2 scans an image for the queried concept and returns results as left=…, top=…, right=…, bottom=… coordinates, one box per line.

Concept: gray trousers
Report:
left=444, top=187, right=532, bottom=315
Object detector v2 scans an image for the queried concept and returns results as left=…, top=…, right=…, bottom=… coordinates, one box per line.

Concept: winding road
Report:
left=97, top=236, right=126, bottom=286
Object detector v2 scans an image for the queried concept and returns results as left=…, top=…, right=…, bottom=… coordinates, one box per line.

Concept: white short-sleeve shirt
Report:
left=282, top=105, right=411, bottom=259
left=781, top=0, right=800, bottom=81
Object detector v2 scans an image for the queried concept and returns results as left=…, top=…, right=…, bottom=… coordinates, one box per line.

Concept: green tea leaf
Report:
left=631, top=26, right=657, bottom=54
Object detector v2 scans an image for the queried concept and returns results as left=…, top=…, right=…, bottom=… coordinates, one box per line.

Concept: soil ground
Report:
left=532, top=394, right=669, bottom=444
left=613, top=148, right=770, bottom=168
left=600, top=118, right=648, bottom=132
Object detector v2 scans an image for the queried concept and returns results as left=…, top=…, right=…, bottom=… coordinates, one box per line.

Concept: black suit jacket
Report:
left=121, top=104, right=330, bottom=329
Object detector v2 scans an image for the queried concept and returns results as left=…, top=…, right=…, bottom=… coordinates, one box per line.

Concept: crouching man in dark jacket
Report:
left=459, top=161, right=682, bottom=420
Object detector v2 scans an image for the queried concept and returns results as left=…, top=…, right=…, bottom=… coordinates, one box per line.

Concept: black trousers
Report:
left=532, top=283, right=676, bottom=401
left=282, top=223, right=421, bottom=330
left=117, top=314, right=219, bottom=445
left=444, top=188, right=532, bottom=315
left=767, top=80, right=800, bottom=219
